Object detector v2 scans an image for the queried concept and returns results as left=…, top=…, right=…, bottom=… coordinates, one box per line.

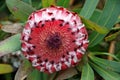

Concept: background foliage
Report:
left=0, top=0, right=120, bottom=80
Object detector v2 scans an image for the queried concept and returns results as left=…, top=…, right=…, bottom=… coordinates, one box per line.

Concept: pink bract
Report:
left=21, top=6, right=89, bottom=73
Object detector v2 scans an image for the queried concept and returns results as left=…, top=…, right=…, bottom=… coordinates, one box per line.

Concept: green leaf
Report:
left=42, top=73, right=48, bottom=80
left=105, top=31, right=120, bottom=41
left=90, top=61, right=120, bottom=80
left=111, top=27, right=120, bottom=31
left=27, top=69, right=48, bottom=80
left=0, top=34, right=21, bottom=56
left=4, top=73, right=12, bottom=80
left=56, top=0, right=70, bottom=8
left=42, top=0, right=55, bottom=8
left=0, top=64, right=13, bottom=74
left=89, top=56, right=120, bottom=73
left=116, top=42, right=120, bottom=59
left=81, top=16, right=109, bottom=34
left=116, top=51, right=120, bottom=60
left=89, top=52, right=120, bottom=61
left=6, top=0, right=36, bottom=21
left=0, top=30, right=8, bottom=40
left=49, top=73, right=57, bottom=80
left=89, top=0, right=120, bottom=47
left=22, top=0, right=32, bottom=5
left=116, top=15, right=120, bottom=23
left=81, top=63, right=94, bottom=80
left=32, top=1, right=42, bottom=9
left=80, top=0, right=99, bottom=19
left=26, top=69, right=41, bottom=80
left=72, top=8, right=81, bottom=14
left=90, top=9, right=102, bottom=21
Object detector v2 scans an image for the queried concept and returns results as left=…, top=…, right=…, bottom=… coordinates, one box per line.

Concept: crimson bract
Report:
left=21, top=6, right=89, bottom=73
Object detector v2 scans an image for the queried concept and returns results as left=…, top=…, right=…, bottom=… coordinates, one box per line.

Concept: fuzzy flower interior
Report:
left=21, top=6, right=89, bottom=73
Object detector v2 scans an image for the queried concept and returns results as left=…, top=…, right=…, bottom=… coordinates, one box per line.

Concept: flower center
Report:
left=46, top=32, right=62, bottom=49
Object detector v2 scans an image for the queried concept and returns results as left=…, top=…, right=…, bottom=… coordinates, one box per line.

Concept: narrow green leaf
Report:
left=42, top=73, right=48, bottom=80
left=90, top=61, right=120, bottom=80
left=89, top=52, right=120, bottom=61
left=111, top=27, right=120, bottom=31
left=116, top=42, right=120, bottom=59
left=81, top=63, right=94, bottom=80
left=116, top=51, right=120, bottom=60
left=72, top=8, right=81, bottom=14
left=0, top=64, right=13, bottom=74
left=27, top=69, right=41, bottom=80
left=90, top=9, right=102, bottom=21
left=89, top=56, right=120, bottom=73
left=56, top=0, right=70, bottom=8
left=80, top=0, right=99, bottom=19
left=49, top=73, right=57, bottom=80
left=27, top=69, right=48, bottom=80
left=0, top=34, right=21, bottom=56
left=81, top=16, right=109, bottom=34
left=105, top=31, right=120, bottom=41
left=6, top=0, right=36, bottom=21
left=89, top=0, right=120, bottom=47
left=42, top=0, right=55, bottom=8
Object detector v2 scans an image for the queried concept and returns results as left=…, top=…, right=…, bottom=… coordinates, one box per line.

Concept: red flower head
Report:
left=21, top=6, right=89, bottom=73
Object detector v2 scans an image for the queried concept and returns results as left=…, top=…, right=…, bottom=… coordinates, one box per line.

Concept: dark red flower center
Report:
left=28, top=20, right=77, bottom=63
left=46, top=32, right=62, bottom=49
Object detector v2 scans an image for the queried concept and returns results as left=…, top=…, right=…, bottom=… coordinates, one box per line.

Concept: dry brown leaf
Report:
left=14, top=60, right=33, bottom=80
left=55, top=67, right=78, bottom=80
left=1, top=23, right=23, bottom=33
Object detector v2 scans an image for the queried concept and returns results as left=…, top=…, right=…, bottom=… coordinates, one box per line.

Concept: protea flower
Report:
left=21, top=6, right=89, bottom=73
